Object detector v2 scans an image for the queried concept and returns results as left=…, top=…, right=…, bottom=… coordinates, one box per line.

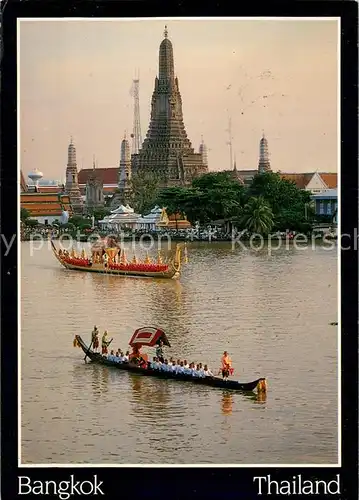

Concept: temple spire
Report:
left=159, top=26, right=174, bottom=81
left=258, top=131, right=272, bottom=174
left=65, top=137, right=83, bottom=213
left=233, top=153, right=237, bottom=171
left=93, top=154, right=96, bottom=170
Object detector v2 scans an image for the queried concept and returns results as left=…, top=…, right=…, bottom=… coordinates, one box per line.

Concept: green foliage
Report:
left=155, top=172, right=245, bottom=224
left=239, top=196, right=274, bottom=234
left=68, top=215, right=92, bottom=230
left=131, top=171, right=160, bottom=214
left=25, top=218, right=39, bottom=227
left=90, top=207, right=111, bottom=221
left=20, top=207, right=30, bottom=221
left=249, top=172, right=313, bottom=231
left=132, top=170, right=315, bottom=232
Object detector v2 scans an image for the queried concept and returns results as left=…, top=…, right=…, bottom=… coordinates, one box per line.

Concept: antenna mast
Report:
left=130, top=69, right=142, bottom=155
left=226, top=116, right=234, bottom=170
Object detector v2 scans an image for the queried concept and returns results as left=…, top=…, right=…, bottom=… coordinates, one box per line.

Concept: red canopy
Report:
left=129, top=326, right=171, bottom=348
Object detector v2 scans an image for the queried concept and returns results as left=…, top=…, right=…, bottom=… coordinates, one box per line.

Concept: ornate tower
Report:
left=65, top=137, right=83, bottom=214
left=85, top=156, right=104, bottom=211
left=199, top=136, right=208, bottom=167
left=118, top=133, right=132, bottom=203
left=131, top=26, right=208, bottom=187
left=231, top=153, right=244, bottom=185
left=258, top=132, right=272, bottom=174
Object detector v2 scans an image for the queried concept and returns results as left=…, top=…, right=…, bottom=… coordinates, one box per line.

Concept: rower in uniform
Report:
left=101, top=331, right=110, bottom=355
left=92, top=326, right=99, bottom=352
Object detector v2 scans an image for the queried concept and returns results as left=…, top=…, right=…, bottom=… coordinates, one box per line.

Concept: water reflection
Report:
left=221, top=392, right=233, bottom=415
left=88, top=364, right=110, bottom=397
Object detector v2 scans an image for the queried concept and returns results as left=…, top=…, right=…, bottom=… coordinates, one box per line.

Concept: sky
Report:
left=19, top=18, right=338, bottom=182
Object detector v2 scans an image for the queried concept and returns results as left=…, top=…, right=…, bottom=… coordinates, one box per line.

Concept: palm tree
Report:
left=239, top=196, right=274, bottom=235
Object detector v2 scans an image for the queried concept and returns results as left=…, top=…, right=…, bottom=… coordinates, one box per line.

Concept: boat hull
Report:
left=75, top=335, right=266, bottom=393
left=51, top=241, right=180, bottom=279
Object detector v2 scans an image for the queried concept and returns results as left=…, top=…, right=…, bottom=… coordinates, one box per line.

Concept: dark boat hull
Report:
left=75, top=335, right=266, bottom=393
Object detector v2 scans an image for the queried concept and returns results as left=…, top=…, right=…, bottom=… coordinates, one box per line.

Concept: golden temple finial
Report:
left=157, top=250, right=163, bottom=264
left=164, top=25, right=168, bottom=38
left=121, top=249, right=127, bottom=264
left=132, top=255, right=138, bottom=264
left=144, top=252, right=151, bottom=264
left=81, top=249, right=86, bottom=259
left=71, top=248, right=76, bottom=258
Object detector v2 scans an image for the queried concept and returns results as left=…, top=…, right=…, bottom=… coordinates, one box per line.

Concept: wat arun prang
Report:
left=131, top=27, right=208, bottom=187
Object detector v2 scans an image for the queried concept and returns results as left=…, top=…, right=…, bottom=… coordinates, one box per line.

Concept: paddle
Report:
left=84, top=338, right=94, bottom=362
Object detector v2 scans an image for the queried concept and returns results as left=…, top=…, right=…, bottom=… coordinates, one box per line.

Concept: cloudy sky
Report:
left=19, top=18, right=338, bottom=182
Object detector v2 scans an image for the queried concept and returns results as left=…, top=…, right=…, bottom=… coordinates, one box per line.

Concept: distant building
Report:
left=98, top=204, right=140, bottom=231
left=111, top=134, right=132, bottom=207
left=65, top=137, right=83, bottom=214
left=136, top=206, right=164, bottom=231
left=258, top=133, right=272, bottom=174
left=85, top=157, right=104, bottom=210
left=78, top=167, right=118, bottom=197
left=311, top=188, right=337, bottom=222
left=20, top=193, right=73, bottom=225
left=280, top=172, right=337, bottom=193
left=20, top=170, right=28, bottom=192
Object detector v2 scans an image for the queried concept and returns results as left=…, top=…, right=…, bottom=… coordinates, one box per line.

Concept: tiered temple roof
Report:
left=20, top=193, right=73, bottom=217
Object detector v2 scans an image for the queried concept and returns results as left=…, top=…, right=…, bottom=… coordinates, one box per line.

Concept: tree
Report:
left=239, top=196, right=274, bottom=234
left=92, top=208, right=111, bottom=221
left=20, top=207, right=30, bottom=221
left=25, top=218, right=39, bottom=228
left=249, top=172, right=312, bottom=231
left=130, top=171, right=160, bottom=214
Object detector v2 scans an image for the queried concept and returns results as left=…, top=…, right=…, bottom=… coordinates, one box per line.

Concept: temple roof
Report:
left=20, top=193, right=73, bottom=217
left=110, top=204, right=134, bottom=214
left=78, top=167, right=118, bottom=186
left=280, top=172, right=337, bottom=190
left=137, top=205, right=163, bottom=224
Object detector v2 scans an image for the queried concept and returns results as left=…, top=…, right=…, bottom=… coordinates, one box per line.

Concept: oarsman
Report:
left=101, top=331, right=110, bottom=356
left=156, top=340, right=165, bottom=363
left=203, top=364, right=214, bottom=377
left=197, top=363, right=205, bottom=378
left=92, top=326, right=99, bottom=352
left=176, top=361, right=185, bottom=375
left=221, top=351, right=232, bottom=381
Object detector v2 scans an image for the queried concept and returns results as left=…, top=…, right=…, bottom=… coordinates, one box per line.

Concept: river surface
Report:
left=21, top=239, right=338, bottom=465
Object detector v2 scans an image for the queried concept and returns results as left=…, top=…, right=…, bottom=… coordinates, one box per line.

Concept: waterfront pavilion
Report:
left=136, top=206, right=164, bottom=231
left=98, top=204, right=140, bottom=231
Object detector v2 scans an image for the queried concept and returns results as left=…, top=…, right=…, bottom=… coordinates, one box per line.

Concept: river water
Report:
left=21, top=239, right=338, bottom=465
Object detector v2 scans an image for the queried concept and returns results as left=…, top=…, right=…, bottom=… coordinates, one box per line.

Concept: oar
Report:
left=84, top=338, right=94, bottom=362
